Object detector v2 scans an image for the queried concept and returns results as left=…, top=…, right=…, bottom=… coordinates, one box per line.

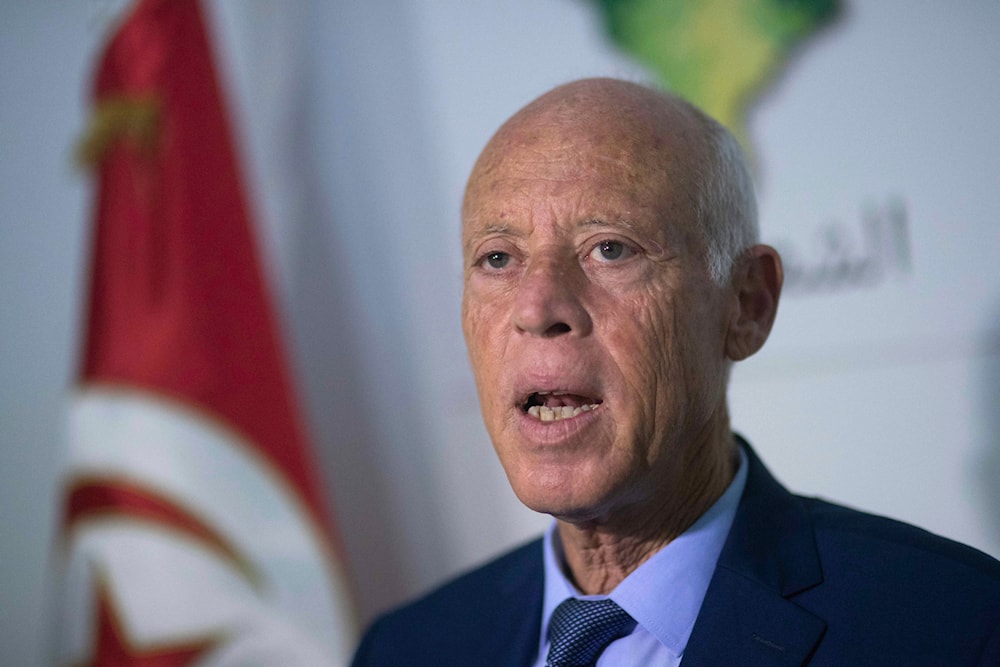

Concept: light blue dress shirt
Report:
left=531, top=445, right=748, bottom=666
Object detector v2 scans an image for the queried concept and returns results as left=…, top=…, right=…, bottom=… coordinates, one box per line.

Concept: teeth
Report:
left=527, top=403, right=597, bottom=422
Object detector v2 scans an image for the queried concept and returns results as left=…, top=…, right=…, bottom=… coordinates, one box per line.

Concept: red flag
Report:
left=55, top=1, right=356, bottom=663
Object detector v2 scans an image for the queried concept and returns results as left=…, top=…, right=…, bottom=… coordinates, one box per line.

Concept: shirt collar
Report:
left=539, top=444, right=748, bottom=659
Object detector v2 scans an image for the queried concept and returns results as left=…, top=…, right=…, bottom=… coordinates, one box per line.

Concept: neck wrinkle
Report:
left=557, top=421, right=737, bottom=596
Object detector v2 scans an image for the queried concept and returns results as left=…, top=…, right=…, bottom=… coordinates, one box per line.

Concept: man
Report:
left=351, top=78, right=1000, bottom=665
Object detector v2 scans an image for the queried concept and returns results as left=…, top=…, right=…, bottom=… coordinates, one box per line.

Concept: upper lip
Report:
left=507, top=352, right=605, bottom=412
left=516, top=386, right=604, bottom=412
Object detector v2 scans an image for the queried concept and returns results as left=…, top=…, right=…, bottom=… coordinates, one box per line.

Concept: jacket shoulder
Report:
left=802, top=495, right=1000, bottom=581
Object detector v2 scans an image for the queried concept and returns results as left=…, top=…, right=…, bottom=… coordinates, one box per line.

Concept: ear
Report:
left=725, top=244, right=783, bottom=361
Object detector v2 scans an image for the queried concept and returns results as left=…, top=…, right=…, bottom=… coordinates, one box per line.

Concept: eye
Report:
left=588, top=239, right=635, bottom=263
left=480, top=251, right=511, bottom=270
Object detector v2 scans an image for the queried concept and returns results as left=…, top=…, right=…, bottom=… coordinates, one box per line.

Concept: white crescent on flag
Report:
left=58, top=388, right=354, bottom=666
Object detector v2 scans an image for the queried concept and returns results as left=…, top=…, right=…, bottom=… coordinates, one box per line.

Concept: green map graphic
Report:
left=594, top=0, right=841, bottom=154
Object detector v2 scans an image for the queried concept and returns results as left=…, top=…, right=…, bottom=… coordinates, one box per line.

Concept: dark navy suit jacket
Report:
left=352, top=441, right=1000, bottom=665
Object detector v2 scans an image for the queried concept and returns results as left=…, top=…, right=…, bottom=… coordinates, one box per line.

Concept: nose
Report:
left=511, top=255, right=592, bottom=337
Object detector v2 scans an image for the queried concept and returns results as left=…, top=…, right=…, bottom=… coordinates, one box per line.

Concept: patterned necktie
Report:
left=545, top=598, right=636, bottom=667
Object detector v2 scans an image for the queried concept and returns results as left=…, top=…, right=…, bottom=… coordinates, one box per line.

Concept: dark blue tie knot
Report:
left=546, top=598, right=636, bottom=666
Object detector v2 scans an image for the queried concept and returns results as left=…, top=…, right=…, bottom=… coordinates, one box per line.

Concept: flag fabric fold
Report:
left=55, top=0, right=356, bottom=663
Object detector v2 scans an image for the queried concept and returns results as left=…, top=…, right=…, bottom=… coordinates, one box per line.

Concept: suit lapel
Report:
left=682, top=568, right=826, bottom=666
left=682, top=440, right=827, bottom=666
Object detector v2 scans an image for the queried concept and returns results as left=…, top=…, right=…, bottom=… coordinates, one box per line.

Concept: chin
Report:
left=506, top=465, right=623, bottom=523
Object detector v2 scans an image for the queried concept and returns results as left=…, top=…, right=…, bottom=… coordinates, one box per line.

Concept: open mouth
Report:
left=522, top=391, right=602, bottom=422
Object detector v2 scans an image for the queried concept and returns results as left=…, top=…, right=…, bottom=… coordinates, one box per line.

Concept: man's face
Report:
left=461, top=107, right=735, bottom=525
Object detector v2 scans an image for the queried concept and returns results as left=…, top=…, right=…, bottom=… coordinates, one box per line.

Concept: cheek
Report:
left=663, top=294, right=730, bottom=419
left=637, top=306, right=684, bottom=424
left=603, top=292, right=679, bottom=418
left=462, top=290, right=492, bottom=349
left=612, top=287, right=680, bottom=375
left=603, top=289, right=710, bottom=433
left=462, top=298, right=506, bottom=400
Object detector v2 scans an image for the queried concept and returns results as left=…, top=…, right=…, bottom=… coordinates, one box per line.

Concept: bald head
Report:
left=463, top=78, right=758, bottom=284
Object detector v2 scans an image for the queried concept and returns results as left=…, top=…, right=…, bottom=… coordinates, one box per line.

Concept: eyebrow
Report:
left=578, top=217, right=644, bottom=233
left=476, top=222, right=522, bottom=236
left=462, top=222, right=524, bottom=254
left=465, top=217, right=640, bottom=239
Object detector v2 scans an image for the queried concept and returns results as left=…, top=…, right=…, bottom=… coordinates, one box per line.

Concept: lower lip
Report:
left=514, top=404, right=603, bottom=445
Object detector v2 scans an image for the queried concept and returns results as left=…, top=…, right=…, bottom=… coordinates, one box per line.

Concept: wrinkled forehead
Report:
left=462, top=84, right=707, bottom=231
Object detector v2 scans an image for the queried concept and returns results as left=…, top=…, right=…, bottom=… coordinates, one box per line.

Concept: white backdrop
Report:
left=2, top=2, right=998, bottom=665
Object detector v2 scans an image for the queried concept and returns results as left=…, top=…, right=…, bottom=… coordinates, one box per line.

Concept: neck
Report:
left=556, top=425, right=738, bottom=595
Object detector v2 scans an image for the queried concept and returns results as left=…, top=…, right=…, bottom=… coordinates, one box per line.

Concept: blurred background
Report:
left=2, top=1, right=998, bottom=664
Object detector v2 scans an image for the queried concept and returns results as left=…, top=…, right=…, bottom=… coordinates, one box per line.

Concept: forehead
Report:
left=462, top=109, right=703, bottom=245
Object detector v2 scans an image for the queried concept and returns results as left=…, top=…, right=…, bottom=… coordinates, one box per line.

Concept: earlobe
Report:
left=725, top=244, right=783, bottom=361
